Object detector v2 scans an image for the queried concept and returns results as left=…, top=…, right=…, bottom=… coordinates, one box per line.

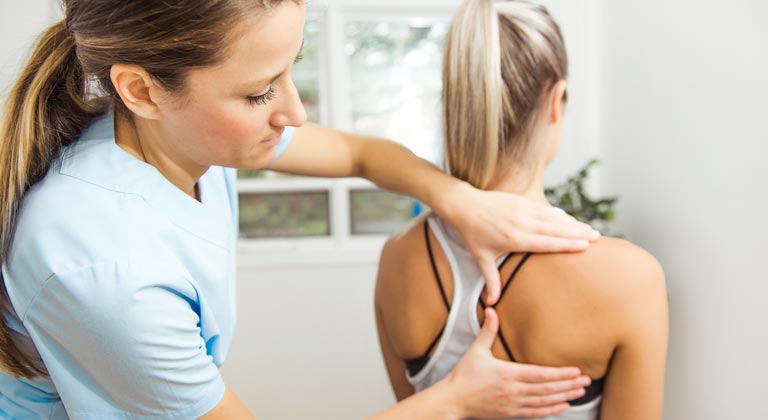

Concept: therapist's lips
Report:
left=260, top=131, right=283, bottom=146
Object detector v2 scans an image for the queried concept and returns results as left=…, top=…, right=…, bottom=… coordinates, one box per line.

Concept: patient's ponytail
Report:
left=443, top=0, right=568, bottom=189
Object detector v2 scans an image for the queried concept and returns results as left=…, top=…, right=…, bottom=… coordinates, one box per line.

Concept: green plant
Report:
left=545, top=159, right=619, bottom=235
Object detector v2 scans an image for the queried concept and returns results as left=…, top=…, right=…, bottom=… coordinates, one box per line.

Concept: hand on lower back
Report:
left=443, top=308, right=591, bottom=418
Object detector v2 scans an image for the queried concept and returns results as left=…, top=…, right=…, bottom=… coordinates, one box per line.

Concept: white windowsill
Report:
left=237, top=236, right=388, bottom=269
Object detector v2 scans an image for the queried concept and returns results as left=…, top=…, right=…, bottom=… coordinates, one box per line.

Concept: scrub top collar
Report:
left=58, top=113, right=233, bottom=249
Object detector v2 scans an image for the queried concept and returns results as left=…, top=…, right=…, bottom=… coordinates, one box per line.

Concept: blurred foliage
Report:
left=239, top=191, right=329, bottom=238
left=238, top=169, right=267, bottom=178
left=545, top=159, right=620, bottom=235
left=350, top=189, right=418, bottom=235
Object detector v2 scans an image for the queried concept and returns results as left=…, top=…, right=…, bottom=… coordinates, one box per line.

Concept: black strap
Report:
left=492, top=254, right=533, bottom=363
left=497, top=327, right=516, bottom=362
left=425, top=221, right=450, bottom=311
left=478, top=252, right=531, bottom=309
left=404, top=327, right=446, bottom=376
left=497, top=252, right=515, bottom=272
left=570, top=377, right=605, bottom=406
left=490, top=253, right=605, bottom=406
left=405, top=222, right=452, bottom=376
left=498, top=253, right=532, bottom=303
left=404, top=355, right=430, bottom=377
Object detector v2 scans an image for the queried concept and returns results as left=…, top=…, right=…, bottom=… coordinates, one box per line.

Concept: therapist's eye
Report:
left=246, top=86, right=276, bottom=106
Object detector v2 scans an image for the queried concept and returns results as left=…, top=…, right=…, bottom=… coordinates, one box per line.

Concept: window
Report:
left=237, top=6, right=452, bottom=243
left=345, top=20, right=447, bottom=164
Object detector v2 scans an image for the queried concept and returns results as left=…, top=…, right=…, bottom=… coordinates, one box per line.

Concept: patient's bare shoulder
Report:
left=574, top=236, right=664, bottom=299
left=376, top=215, right=431, bottom=290
left=375, top=215, right=453, bottom=359
left=525, top=236, right=667, bottom=329
left=495, top=237, right=666, bottom=373
left=530, top=236, right=662, bottom=289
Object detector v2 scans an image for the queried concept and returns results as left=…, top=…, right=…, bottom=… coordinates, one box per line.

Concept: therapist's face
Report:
left=153, top=1, right=307, bottom=171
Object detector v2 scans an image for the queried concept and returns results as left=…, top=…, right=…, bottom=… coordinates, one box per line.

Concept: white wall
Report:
left=0, top=1, right=57, bottom=103
left=224, top=263, right=395, bottom=419
left=599, top=0, right=768, bottom=418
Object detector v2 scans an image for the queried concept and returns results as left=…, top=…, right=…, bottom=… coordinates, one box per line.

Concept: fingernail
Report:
left=566, top=367, right=581, bottom=376
left=590, top=230, right=601, bottom=240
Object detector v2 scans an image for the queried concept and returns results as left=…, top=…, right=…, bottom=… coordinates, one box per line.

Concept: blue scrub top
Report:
left=0, top=114, right=294, bottom=419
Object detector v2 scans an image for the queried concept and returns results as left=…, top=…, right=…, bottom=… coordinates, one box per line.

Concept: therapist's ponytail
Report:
left=1, top=0, right=303, bottom=379
left=0, top=19, right=102, bottom=379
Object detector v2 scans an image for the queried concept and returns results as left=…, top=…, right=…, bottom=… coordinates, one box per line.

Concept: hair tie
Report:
left=64, top=18, right=74, bottom=36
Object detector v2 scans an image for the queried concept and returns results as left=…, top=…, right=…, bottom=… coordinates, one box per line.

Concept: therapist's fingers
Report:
left=473, top=307, right=500, bottom=349
left=519, top=388, right=587, bottom=408
left=530, top=205, right=599, bottom=240
left=506, top=362, right=583, bottom=383
left=528, top=216, right=600, bottom=242
left=476, top=253, right=501, bottom=305
left=509, top=403, right=571, bottom=418
left=449, top=309, right=587, bottom=419
left=520, top=375, right=591, bottom=395
left=513, top=234, right=591, bottom=254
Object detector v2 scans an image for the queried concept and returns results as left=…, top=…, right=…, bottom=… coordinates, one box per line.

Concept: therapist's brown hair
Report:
left=0, top=0, right=301, bottom=379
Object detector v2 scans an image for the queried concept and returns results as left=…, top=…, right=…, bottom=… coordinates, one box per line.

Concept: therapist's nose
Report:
left=270, top=79, right=307, bottom=128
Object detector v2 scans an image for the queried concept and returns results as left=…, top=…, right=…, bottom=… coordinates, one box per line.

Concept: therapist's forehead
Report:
left=188, top=2, right=306, bottom=92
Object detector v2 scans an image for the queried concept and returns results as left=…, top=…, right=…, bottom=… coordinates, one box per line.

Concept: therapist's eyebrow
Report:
left=246, top=40, right=306, bottom=90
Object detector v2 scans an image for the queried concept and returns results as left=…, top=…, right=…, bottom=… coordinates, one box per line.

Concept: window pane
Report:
left=350, top=189, right=421, bottom=235
left=294, top=19, right=321, bottom=124
left=346, top=20, right=446, bottom=236
left=345, top=20, right=448, bottom=164
left=239, top=192, right=330, bottom=238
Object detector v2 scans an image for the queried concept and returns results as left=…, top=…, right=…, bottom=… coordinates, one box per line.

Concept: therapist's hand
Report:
left=441, top=308, right=591, bottom=419
left=437, top=182, right=599, bottom=305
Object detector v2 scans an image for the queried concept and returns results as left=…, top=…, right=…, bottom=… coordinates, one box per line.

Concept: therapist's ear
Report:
left=549, top=80, right=567, bottom=124
left=110, top=64, right=168, bottom=120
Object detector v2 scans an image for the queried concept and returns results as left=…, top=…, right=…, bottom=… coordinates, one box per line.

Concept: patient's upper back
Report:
left=376, top=214, right=662, bottom=380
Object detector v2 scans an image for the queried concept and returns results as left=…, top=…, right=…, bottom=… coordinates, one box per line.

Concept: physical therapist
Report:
left=0, top=1, right=597, bottom=418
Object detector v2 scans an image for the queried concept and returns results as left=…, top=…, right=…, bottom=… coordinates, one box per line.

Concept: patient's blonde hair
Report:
left=443, top=0, right=568, bottom=189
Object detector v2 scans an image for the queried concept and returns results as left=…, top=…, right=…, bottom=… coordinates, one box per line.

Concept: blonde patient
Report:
left=375, top=0, right=669, bottom=419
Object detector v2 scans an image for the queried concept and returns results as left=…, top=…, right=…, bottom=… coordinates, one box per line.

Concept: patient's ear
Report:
left=549, top=80, right=567, bottom=124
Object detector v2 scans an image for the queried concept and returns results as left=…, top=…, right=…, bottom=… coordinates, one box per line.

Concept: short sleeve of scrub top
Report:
left=0, top=116, right=296, bottom=419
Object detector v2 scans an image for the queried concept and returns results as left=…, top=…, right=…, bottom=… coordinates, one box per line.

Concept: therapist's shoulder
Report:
left=16, top=255, right=226, bottom=420
left=6, top=176, right=183, bottom=310
left=12, top=174, right=157, bottom=261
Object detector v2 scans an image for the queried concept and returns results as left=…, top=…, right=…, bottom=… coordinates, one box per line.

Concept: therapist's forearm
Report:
left=269, top=123, right=466, bottom=221
left=353, top=135, right=468, bottom=220
left=364, top=380, right=460, bottom=420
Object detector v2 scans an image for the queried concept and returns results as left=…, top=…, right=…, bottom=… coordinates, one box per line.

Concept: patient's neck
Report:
left=488, top=163, right=550, bottom=208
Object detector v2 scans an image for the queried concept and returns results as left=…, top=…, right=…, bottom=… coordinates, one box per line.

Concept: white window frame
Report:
left=237, top=1, right=458, bottom=263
